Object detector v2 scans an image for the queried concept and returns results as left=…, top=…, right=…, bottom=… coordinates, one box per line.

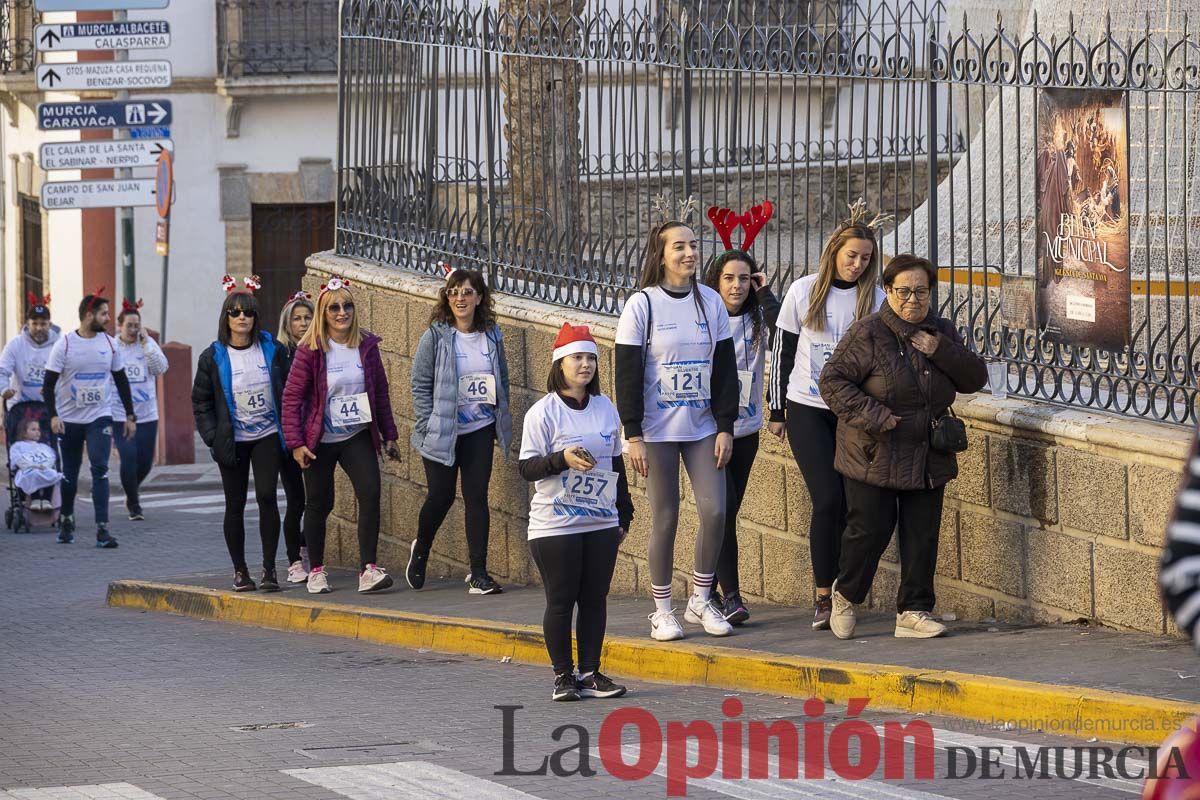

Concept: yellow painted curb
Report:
left=108, top=579, right=1198, bottom=746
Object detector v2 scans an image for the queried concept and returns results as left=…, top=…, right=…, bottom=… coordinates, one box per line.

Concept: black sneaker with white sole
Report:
left=59, top=515, right=75, bottom=537
left=552, top=672, right=580, bottom=701
left=577, top=671, right=627, bottom=699
left=95, top=529, right=118, bottom=549
left=233, top=569, right=256, bottom=592
left=722, top=593, right=750, bottom=626
left=466, top=572, right=502, bottom=595
left=259, top=569, right=281, bottom=592
left=127, top=505, right=145, bottom=521
left=406, top=540, right=429, bottom=590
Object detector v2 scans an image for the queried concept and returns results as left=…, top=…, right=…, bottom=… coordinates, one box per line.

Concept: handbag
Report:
left=895, top=334, right=969, bottom=454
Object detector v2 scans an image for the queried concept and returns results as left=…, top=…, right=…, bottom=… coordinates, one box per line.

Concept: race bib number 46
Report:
left=458, top=373, right=497, bottom=406
left=561, top=468, right=618, bottom=509
left=330, top=392, right=372, bottom=426
left=76, top=385, right=104, bottom=406
left=657, top=362, right=710, bottom=403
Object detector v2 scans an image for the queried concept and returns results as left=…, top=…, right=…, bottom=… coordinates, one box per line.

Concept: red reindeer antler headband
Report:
left=84, top=287, right=106, bottom=313
left=121, top=298, right=144, bottom=314
left=282, top=290, right=312, bottom=310
left=706, top=200, right=775, bottom=253
left=27, top=292, right=50, bottom=308
left=221, top=275, right=261, bottom=294
left=319, top=275, right=351, bottom=295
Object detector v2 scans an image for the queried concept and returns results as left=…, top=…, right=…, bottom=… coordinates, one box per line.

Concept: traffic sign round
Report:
left=155, top=149, right=172, bottom=218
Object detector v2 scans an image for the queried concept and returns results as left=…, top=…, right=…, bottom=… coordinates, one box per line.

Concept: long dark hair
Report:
left=546, top=355, right=601, bottom=396
left=636, top=221, right=712, bottom=345
left=703, top=249, right=764, bottom=350
left=430, top=268, right=496, bottom=333
left=217, top=291, right=261, bottom=347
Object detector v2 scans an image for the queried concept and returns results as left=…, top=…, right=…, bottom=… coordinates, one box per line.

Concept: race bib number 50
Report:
left=125, top=362, right=147, bottom=383
left=458, top=373, right=497, bottom=406
left=561, top=468, right=618, bottom=509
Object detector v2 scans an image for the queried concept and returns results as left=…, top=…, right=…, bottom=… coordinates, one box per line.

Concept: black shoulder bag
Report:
left=895, top=335, right=968, bottom=454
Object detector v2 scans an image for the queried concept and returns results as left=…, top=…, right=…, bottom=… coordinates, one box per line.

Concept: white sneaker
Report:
left=683, top=595, right=734, bottom=636
left=300, top=545, right=311, bottom=574
left=648, top=609, right=685, bottom=641
left=287, top=561, right=309, bottom=584
left=830, top=588, right=856, bottom=639
left=895, top=610, right=947, bottom=639
left=358, top=564, right=394, bottom=593
left=307, top=569, right=331, bottom=594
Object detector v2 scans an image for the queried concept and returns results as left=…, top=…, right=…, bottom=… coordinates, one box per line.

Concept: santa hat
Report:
left=552, top=323, right=598, bottom=362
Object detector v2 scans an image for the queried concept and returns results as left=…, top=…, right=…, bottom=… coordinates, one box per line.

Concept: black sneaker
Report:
left=95, top=529, right=119, bottom=549
left=405, top=540, right=429, bottom=590
left=259, top=569, right=281, bottom=593
left=56, top=526, right=74, bottom=544
left=466, top=572, right=502, bottom=595
left=127, top=504, right=145, bottom=521
left=813, top=595, right=833, bottom=630
left=577, top=671, right=627, bottom=699
left=233, top=569, right=256, bottom=592
left=552, top=672, right=580, bottom=702
left=60, top=514, right=75, bottom=536
left=722, top=593, right=750, bottom=626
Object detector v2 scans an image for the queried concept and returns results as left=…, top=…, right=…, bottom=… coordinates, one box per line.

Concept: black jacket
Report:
left=191, top=335, right=289, bottom=468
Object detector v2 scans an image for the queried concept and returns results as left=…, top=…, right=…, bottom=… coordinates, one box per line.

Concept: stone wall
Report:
left=306, top=252, right=1191, bottom=636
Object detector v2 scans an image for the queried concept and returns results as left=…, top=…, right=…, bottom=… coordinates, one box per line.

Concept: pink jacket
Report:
left=281, top=331, right=398, bottom=452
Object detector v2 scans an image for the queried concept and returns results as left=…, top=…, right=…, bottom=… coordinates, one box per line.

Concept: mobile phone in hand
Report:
left=575, top=447, right=597, bottom=466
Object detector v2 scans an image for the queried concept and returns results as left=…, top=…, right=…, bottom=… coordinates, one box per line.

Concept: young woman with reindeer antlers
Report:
left=768, top=199, right=888, bottom=630
left=112, top=298, right=169, bottom=521
left=615, top=195, right=741, bottom=642
left=700, top=199, right=782, bottom=627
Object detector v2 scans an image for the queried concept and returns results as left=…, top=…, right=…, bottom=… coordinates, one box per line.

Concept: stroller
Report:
left=4, top=399, right=63, bottom=533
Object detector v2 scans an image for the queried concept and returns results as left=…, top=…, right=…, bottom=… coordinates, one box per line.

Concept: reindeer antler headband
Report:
left=706, top=200, right=774, bottom=254
left=844, top=197, right=894, bottom=232
left=222, top=275, right=262, bottom=294
left=319, top=275, right=351, bottom=295
left=26, top=292, right=50, bottom=309
left=652, top=192, right=697, bottom=224
left=121, top=298, right=144, bottom=314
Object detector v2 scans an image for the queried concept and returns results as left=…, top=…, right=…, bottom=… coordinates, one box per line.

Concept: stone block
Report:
left=486, top=517, right=508, bottom=579
left=385, top=355, right=414, bottom=423
left=1025, top=527, right=1093, bottom=616
left=784, top=464, right=814, bottom=537
left=937, top=508, right=960, bottom=579
left=370, top=293, right=407, bottom=353
left=406, top=299, right=438, bottom=357
left=596, top=340, right=616, bottom=403
left=502, top=326, right=528, bottom=391
left=1130, top=463, right=1183, bottom=548
left=959, top=512, right=1024, bottom=597
left=761, top=534, right=814, bottom=605
left=989, top=437, right=1057, bottom=524
left=741, top=456, right=787, bottom=532
left=945, top=429, right=989, bottom=507
left=488, top=459, right=530, bottom=519
left=375, top=532, right=409, bottom=574
left=610, top=553, right=639, bottom=596
left=758, top=423, right=790, bottom=460
left=1094, top=542, right=1164, bottom=633
left=622, top=492, right=654, bottom=561
left=931, top=580, right=995, bottom=621
left=524, top=326, right=558, bottom=394
left=733, top=527, right=764, bottom=596
left=507, top=387, right=539, bottom=459
left=386, top=481, right=427, bottom=541
left=1058, top=450, right=1128, bottom=539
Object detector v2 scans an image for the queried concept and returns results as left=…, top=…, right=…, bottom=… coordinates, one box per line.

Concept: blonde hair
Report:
left=803, top=223, right=881, bottom=332
left=277, top=296, right=315, bottom=347
left=298, top=287, right=361, bottom=352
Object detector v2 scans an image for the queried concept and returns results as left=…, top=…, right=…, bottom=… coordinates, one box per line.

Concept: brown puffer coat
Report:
left=818, top=302, right=988, bottom=491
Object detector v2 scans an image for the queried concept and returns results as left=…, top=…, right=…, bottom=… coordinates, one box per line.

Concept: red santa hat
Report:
left=552, top=323, right=598, bottom=362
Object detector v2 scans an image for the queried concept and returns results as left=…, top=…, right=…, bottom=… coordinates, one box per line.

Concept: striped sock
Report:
left=652, top=584, right=673, bottom=615
left=692, top=571, right=715, bottom=602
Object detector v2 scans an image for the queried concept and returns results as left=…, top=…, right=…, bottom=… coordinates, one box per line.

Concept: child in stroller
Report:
left=5, top=401, right=63, bottom=533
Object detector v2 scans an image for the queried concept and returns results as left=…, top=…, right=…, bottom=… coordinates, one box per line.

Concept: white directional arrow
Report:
left=147, top=101, right=168, bottom=124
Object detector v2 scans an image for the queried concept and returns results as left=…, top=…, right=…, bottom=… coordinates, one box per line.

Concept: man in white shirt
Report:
left=42, top=294, right=137, bottom=548
left=0, top=297, right=60, bottom=403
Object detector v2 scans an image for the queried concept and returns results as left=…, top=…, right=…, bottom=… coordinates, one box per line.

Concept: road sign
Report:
left=36, top=1, right=169, bottom=9
left=38, top=100, right=172, bottom=130
left=155, top=150, right=172, bottom=218
left=40, top=139, right=172, bottom=170
left=130, top=126, right=170, bottom=139
left=41, top=178, right=160, bottom=210
left=37, top=22, right=170, bottom=52
left=155, top=218, right=169, bottom=256
left=37, top=61, right=171, bottom=92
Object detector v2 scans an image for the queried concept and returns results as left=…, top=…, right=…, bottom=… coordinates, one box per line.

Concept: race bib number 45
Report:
left=561, top=468, right=618, bottom=509
left=235, top=387, right=270, bottom=419
left=458, top=373, right=497, bottom=406
left=330, top=392, right=372, bottom=426
left=657, top=362, right=710, bottom=403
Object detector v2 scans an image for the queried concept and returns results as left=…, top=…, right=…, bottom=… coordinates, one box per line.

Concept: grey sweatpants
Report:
left=644, top=434, right=727, bottom=587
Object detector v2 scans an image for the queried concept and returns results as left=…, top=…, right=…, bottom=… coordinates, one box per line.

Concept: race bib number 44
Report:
left=657, top=362, right=710, bottom=403
left=458, top=373, right=497, bottom=406
left=330, top=392, right=372, bottom=426
left=561, top=468, right=618, bottom=509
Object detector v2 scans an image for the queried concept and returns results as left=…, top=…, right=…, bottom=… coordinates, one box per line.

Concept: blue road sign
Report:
left=36, top=1, right=169, bottom=9
left=130, top=126, right=170, bottom=140
left=38, top=100, right=172, bottom=131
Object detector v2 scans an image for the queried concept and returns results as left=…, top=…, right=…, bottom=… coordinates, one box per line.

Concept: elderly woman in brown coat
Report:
left=818, top=253, right=987, bottom=640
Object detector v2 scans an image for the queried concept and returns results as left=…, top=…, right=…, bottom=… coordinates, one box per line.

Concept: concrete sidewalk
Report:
left=108, top=568, right=1200, bottom=747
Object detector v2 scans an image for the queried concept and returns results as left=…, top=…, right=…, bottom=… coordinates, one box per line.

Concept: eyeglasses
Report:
left=327, top=302, right=355, bottom=314
left=890, top=287, right=931, bottom=301
left=226, top=308, right=257, bottom=318
left=447, top=287, right=477, bottom=298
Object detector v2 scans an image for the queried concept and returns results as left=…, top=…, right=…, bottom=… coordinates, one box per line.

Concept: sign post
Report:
left=155, top=150, right=173, bottom=340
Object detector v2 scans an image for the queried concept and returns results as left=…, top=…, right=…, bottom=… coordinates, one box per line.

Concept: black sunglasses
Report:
left=227, top=308, right=257, bottom=319
left=327, top=302, right=355, bottom=314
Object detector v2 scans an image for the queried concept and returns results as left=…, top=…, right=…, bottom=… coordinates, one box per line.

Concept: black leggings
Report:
left=786, top=401, right=846, bottom=590
left=279, top=454, right=306, bottom=563
left=218, top=435, right=281, bottom=571
left=416, top=424, right=495, bottom=574
left=529, top=528, right=620, bottom=675
left=302, top=429, right=381, bottom=570
left=716, top=433, right=760, bottom=597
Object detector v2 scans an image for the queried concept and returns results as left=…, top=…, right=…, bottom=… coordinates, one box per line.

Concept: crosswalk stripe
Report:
left=0, top=782, right=167, bottom=799
left=281, top=762, right=541, bottom=799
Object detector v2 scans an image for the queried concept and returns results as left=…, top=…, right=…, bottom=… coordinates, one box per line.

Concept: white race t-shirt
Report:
left=731, top=311, right=767, bottom=439
left=0, top=330, right=57, bottom=403
left=46, top=331, right=125, bottom=424
left=614, top=285, right=733, bottom=443
left=322, top=340, right=368, bottom=444
left=454, top=330, right=496, bottom=435
left=520, top=392, right=624, bottom=540
left=228, top=343, right=276, bottom=442
left=776, top=275, right=885, bottom=409
left=111, top=338, right=168, bottom=423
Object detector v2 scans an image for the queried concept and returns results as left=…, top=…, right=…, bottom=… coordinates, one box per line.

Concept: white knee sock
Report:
left=652, top=583, right=673, bottom=615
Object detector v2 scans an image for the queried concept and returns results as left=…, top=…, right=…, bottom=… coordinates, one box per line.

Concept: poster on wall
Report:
left=1035, top=88, right=1130, bottom=351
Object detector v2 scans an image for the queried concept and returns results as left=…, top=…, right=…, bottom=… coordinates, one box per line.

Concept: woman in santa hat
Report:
left=519, top=323, right=633, bottom=701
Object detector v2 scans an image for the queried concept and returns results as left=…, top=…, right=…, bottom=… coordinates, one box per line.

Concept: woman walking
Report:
left=282, top=276, right=401, bottom=594
left=277, top=291, right=314, bottom=583
left=615, top=207, right=740, bottom=640
left=768, top=201, right=887, bottom=629
left=192, top=276, right=287, bottom=592
left=406, top=267, right=513, bottom=596
left=819, top=253, right=987, bottom=639
left=519, top=323, right=633, bottom=701
left=701, top=201, right=781, bottom=625
left=112, top=299, right=169, bottom=521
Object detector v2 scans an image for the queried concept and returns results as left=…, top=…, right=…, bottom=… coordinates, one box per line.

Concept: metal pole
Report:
left=925, top=34, right=939, bottom=310
left=114, top=10, right=135, bottom=303
left=159, top=243, right=169, bottom=341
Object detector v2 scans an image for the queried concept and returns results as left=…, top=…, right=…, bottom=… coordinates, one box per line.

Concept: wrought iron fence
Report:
left=2, top=0, right=35, bottom=73
left=217, top=0, right=338, bottom=78
left=336, top=0, right=1200, bottom=424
